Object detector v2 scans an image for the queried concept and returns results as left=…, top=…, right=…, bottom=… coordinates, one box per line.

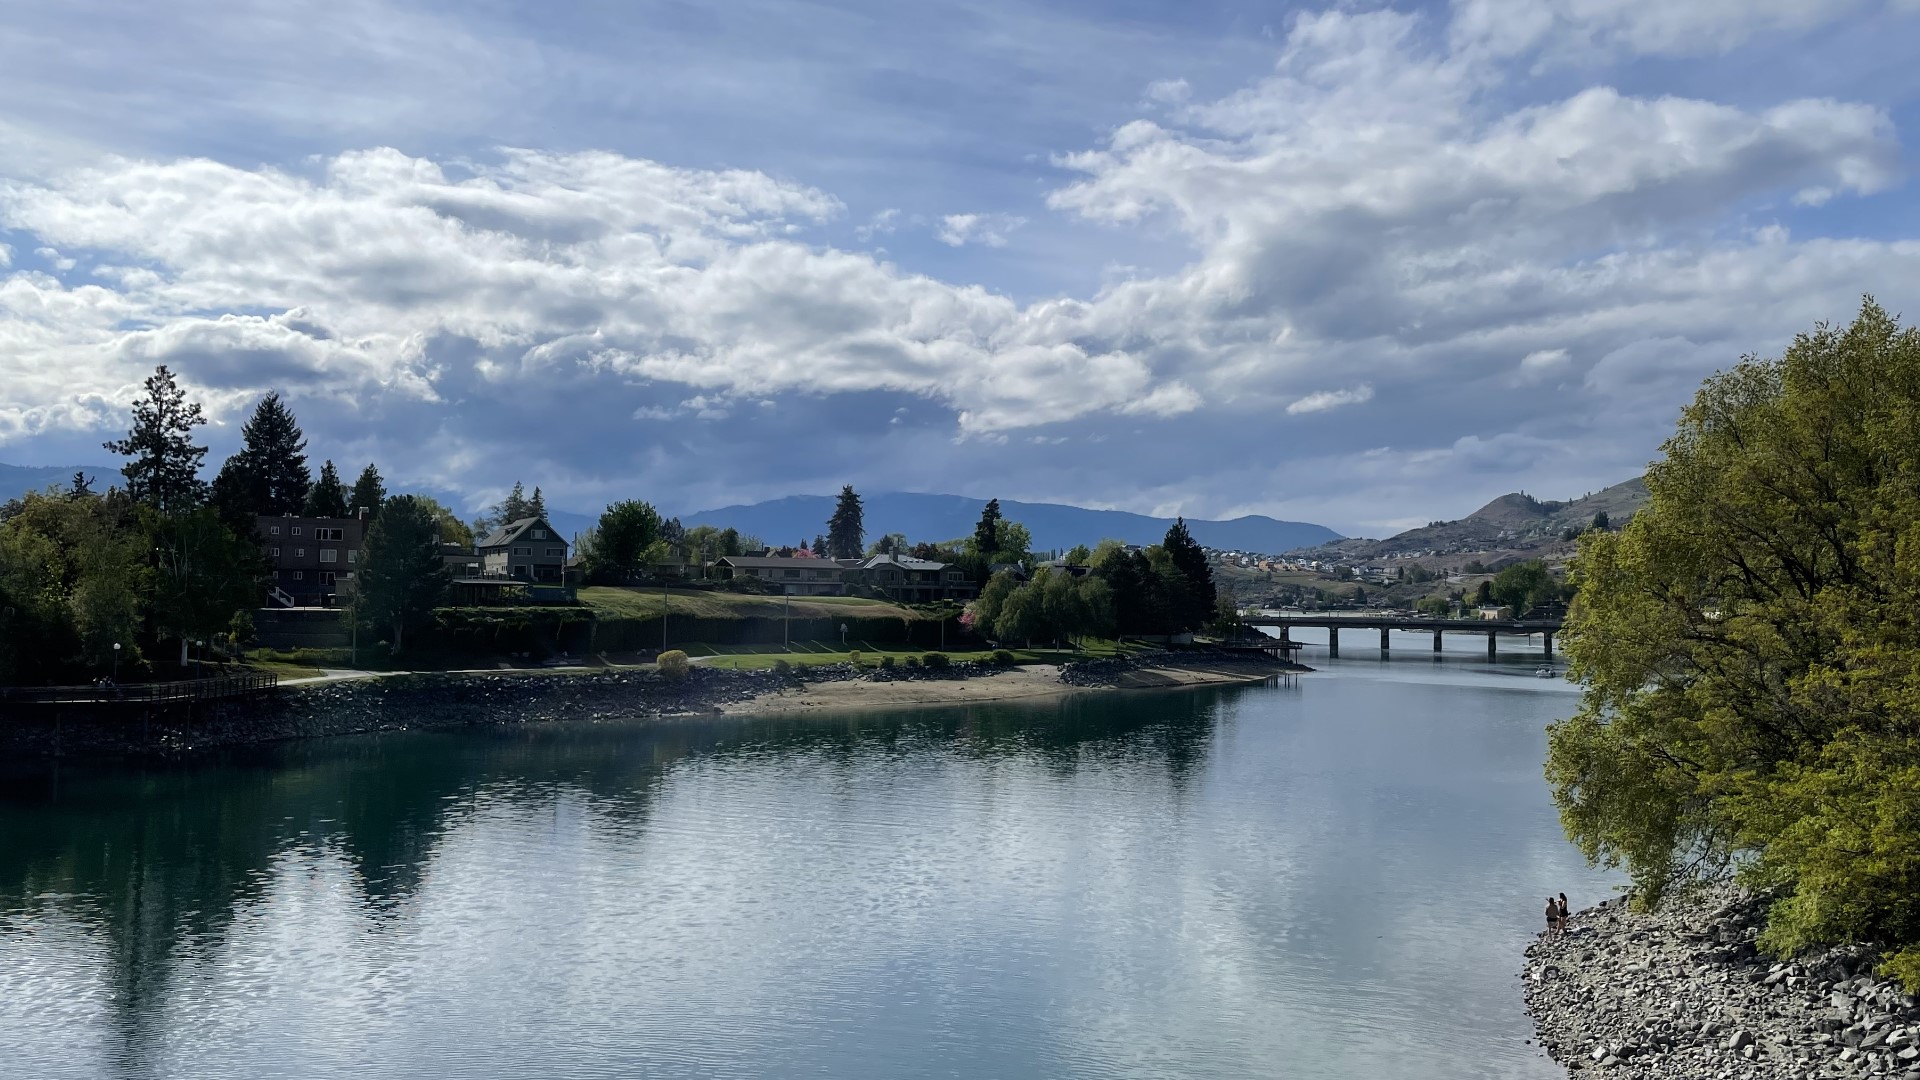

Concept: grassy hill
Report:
left=1294, top=477, right=1650, bottom=561
left=579, top=587, right=929, bottom=621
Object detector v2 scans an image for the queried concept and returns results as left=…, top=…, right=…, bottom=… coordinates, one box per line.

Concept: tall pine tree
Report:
left=529, top=486, right=546, bottom=520
left=354, top=495, right=451, bottom=653
left=304, top=460, right=349, bottom=517
left=209, top=392, right=311, bottom=522
left=104, top=365, right=208, bottom=511
left=350, top=463, right=385, bottom=517
left=826, top=485, right=864, bottom=558
left=1161, top=517, right=1215, bottom=632
left=972, top=498, right=1002, bottom=557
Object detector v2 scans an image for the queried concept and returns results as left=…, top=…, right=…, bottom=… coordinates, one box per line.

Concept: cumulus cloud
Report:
left=1449, top=0, right=1884, bottom=61
left=1286, top=385, right=1374, bottom=415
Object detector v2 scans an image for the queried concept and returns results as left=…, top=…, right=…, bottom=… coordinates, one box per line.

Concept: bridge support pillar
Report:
left=1433, top=630, right=1443, bottom=653
left=1380, top=627, right=1390, bottom=654
left=1543, top=631, right=1554, bottom=660
left=1327, top=627, right=1339, bottom=658
left=1487, top=633, right=1497, bottom=661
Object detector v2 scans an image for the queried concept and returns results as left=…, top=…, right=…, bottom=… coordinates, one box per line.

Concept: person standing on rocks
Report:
left=1557, top=892, right=1570, bottom=928
left=1545, top=896, right=1561, bottom=936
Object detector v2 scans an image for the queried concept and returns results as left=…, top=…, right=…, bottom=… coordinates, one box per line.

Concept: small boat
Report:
left=1535, top=666, right=1556, bottom=678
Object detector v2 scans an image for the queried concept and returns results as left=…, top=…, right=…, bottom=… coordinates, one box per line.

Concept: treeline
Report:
left=1551, top=299, right=1920, bottom=989
left=967, top=518, right=1225, bottom=644
left=0, top=367, right=467, bottom=680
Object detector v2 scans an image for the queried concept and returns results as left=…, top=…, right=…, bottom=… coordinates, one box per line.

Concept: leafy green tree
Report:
left=304, top=460, right=350, bottom=517
left=1076, top=576, right=1117, bottom=641
left=972, top=569, right=1021, bottom=634
left=996, top=521, right=1033, bottom=564
left=1590, top=510, right=1610, bottom=532
left=718, top=527, right=743, bottom=557
left=404, top=495, right=474, bottom=548
left=1088, top=538, right=1128, bottom=570
left=827, top=485, right=866, bottom=559
left=586, top=499, right=663, bottom=583
left=994, top=578, right=1043, bottom=645
left=1491, top=560, right=1553, bottom=615
left=1474, top=580, right=1494, bottom=606
left=869, top=532, right=908, bottom=556
left=1040, top=568, right=1083, bottom=646
left=349, top=463, right=386, bottom=517
left=104, top=365, right=208, bottom=511
left=355, top=495, right=452, bottom=653
left=149, top=507, right=261, bottom=667
left=1551, top=298, right=1920, bottom=988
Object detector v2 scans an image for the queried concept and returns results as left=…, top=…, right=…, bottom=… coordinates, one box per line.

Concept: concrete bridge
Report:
left=1246, top=614, right=1564, bottom=660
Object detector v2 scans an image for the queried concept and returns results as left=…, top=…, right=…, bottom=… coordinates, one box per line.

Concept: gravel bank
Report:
left=1525, top=886, right=1920, bottom=1079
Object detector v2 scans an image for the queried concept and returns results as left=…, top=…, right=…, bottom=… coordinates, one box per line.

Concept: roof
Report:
left=859, top=554, right=949, bottom=572
left=718, top=556, right=848, bottom=571
left=476, top=516, right=564, bottom=550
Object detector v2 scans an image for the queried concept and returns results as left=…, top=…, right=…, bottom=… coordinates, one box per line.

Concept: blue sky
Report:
left=1, top=0, right=1917, bottom=537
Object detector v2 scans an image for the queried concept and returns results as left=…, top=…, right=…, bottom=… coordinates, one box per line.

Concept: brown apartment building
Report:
left=257, top=513, right=367, bottom=606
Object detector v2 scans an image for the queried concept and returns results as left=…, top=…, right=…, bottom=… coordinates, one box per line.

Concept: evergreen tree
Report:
left=104, top=365, right=208, bottom=511
left=68, top=472, right=94, bottom=500
left=813, top=533, right=828, bottom=557
left=1590, top=510, right=1610, bottom=532
left=354, top=495, right=451, bottom=653
left=972, top=498, right=1003, bottom=557
left=1161, top=517, right=1216, bottom=631
left=827, top=485, right=865, bottom=559
left=304, top=460, right=350, bottom=517
left=239, top=392, right=310, bottom=515
left=350, top=463, right=386, bottom=516
left=529, top=486, right=546, bottom=520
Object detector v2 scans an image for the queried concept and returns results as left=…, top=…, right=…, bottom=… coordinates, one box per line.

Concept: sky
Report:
left=1, top=0, right=1917, bottom=538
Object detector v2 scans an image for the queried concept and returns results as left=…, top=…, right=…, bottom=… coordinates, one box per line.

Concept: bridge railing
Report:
left=0, top=671, right=279, bottom=706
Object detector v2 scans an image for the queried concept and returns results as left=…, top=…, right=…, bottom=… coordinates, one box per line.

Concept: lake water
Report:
left=0, top=643, right=1612, bottom=1079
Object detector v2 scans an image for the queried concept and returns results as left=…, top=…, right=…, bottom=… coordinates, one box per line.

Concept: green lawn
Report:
left=579, top=586, right=927, bottom=621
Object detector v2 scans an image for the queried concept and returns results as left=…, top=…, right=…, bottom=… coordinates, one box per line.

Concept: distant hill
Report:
left=683, top=492, right=1342, bottom=554
left=1295, top=477, right=1650, bottom=560
left=0, top=462, right=123, bottom=502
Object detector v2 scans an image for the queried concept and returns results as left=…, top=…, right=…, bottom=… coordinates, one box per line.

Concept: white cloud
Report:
left=1450, top=0, right=1880, bottom=61
left=936, top=212, right=1027, bottom=247
left=1286, top=385, right=1374, bottom=415
left=1144, top=78, right=1191, bottom=105
left=855, top=208, right=899, bottom=241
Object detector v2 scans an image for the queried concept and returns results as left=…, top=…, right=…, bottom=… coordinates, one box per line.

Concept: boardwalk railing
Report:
left=0, top=671, right=279, bottom=706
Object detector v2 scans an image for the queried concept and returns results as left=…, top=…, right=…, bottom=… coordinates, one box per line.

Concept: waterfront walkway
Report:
left=0, top=671, right=279, bottom=706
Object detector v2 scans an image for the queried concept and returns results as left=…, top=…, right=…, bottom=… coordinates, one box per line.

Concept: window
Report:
left=271, top=547, right=281, bottom=557
left=784, top=569, right=801, bottom=578
left=291, top=526, right=303, bottom=537
left=531, top=528, right=547, bottom=539
left=347, top=550, right=357, bottom=564
left=296, top=548, right=306, bottom=559
left=515, top=546, right=530, bottom=556
left=316, top=527, right=343, bottom=541
left=269, top=525, right=281, bottom=536
left=292, top=571, right=304, bottom=581
left=320, top=550, right=338, bottom=564
left=318, top=571, right=336, bottom=586
left=547, top=547, right=563, bottom=557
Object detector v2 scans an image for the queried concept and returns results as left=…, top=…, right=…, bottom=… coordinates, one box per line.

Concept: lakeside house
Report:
left=715, top=553, right=980, bottom=601
left=256, top=512, right=368, bottom=607
left=475, top=515, right=568, bottom=583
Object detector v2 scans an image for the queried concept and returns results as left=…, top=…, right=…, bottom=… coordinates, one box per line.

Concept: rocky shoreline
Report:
left=1, top=649, right=1291, bottom=758
left=1525, top=886, right=1920, bottom=1079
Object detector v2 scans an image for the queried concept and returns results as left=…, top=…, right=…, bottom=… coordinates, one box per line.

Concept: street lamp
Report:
left=112, top=642, right=120, bottom=683
left=839, top=622, right=848, bottom=648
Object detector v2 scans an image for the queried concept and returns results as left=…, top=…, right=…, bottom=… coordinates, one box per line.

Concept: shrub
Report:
left=657, top=649, right=690, bottom=681
left=878, top=655, right=895, bottom=670
left=921, top=652, right=950, bottom=670
left=848, top=649, right=862, bottom=667
left=990, top=649, right=1016, bottom=667
left=772, top=658, right=793, bottom=675
left=904, top=655, right=921, bottom=669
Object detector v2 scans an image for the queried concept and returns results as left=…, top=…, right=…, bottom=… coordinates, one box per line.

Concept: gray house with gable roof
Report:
left=475, top=516, right=568, bottom=582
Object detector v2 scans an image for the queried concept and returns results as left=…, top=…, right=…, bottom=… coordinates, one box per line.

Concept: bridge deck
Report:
left=1, top=671, right=280, bottom=706
left=1247, top=615, right=1562, bottom=634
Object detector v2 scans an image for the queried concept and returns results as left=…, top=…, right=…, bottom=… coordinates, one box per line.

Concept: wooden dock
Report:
left=1, top=671, right=279, bottom=707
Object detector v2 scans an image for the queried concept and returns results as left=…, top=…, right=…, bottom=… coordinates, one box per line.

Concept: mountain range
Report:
left=1, top=465, right=1341, bottom=554
left=683, top=492, right=1342, bottom=554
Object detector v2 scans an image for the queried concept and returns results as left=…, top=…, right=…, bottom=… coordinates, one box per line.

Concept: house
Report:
left=1036, top=558, right=1091, bottom=578
left=257, top=512, right=368, bottom=606
left=440, top=542, right=481, bottom=579
left=1475, top=604, right=1508, bottom=620
left=716, top=555, right=848, bottom=596
left=475, top=516, right=569, bottom=583
left=848, top=554, right=979, bottom=603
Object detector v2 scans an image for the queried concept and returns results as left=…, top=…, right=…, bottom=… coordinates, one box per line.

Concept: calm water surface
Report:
left=1, top=647, right=1612, bottom=1079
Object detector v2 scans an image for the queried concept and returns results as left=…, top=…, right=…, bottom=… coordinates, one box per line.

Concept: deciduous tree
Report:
left=354, top=495, right=452, bottom=653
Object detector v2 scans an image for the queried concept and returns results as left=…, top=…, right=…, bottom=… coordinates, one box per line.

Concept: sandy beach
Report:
left=723, top=656, right=1288, bottom=715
